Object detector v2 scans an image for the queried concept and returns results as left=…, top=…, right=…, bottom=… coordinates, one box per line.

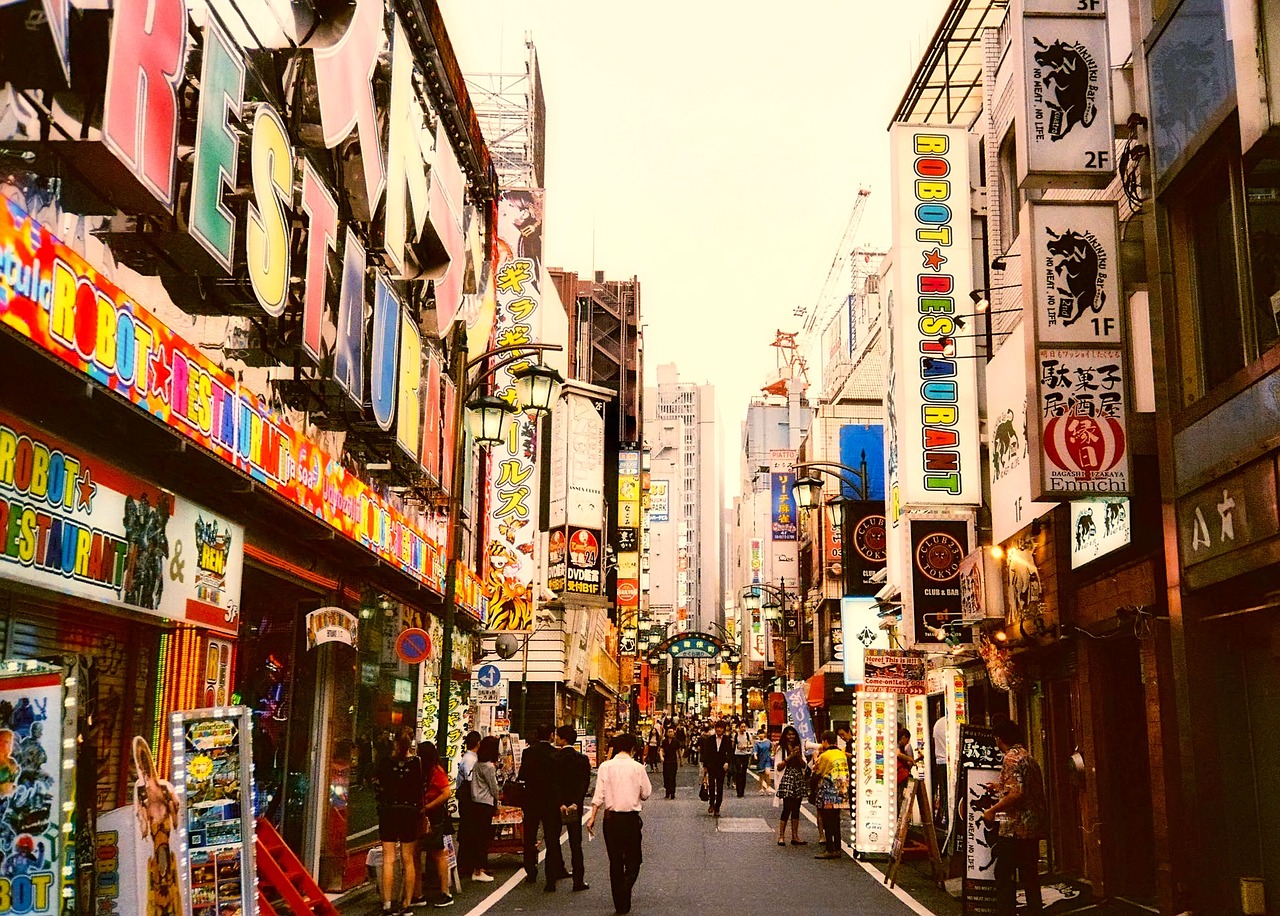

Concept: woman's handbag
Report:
left=699, top=778, right=709, bottom=802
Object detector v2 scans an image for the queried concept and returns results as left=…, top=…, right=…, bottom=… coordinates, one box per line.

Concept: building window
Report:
left=1187, top=161, right=1246, bottom=393
left=1170, top=138, right=1280, bottom=406
left=997, top=128, right=1020, bottom=250
left=1147, top=0, right=1236, bottom=180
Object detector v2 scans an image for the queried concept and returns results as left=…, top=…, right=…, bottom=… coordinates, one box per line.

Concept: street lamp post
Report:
left=434, top=326, right=563, bottom=756
left=742, top=582, right=792, bottom=687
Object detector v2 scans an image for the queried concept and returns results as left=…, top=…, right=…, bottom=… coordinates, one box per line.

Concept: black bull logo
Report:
left=1046, top=228, right=1105, bottom=325
left=1034, top=38, right=1097, bottom=141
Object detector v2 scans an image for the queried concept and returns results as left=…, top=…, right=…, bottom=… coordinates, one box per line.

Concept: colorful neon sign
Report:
left=0, top=199, right=485, bottom=616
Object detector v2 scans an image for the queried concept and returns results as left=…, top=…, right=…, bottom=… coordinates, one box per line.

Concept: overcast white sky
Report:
left=439, top=1, right=950, bottom=496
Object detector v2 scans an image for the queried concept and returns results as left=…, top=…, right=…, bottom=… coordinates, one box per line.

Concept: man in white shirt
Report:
left=586, top=734, right=652, bottom=915
left=932, top=714, right=949, bottom=829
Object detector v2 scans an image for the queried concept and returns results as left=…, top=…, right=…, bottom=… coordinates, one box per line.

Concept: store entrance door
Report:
left=1096, top=637, right=1156, bottom=902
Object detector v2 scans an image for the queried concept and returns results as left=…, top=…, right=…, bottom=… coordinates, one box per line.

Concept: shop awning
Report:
left=807, top=672, right=825, bottom=707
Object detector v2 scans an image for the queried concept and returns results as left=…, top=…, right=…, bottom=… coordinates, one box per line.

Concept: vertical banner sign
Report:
left=887, top=126, right=981, bottom=508
left=854, top=691, right=898, bottom=855
left=823, top=507, right=843, bottom=579
left=986, top=325, right=1056, bottom=543
left=649, top=480, right=670, bottom=523
left=845, top=501, right=888, bottom=594
left=959, top=725, right=1003, bottom=915
left=1014, top=0, right=1115, bottom=189
left=0, top=664, right=73, bottom=916
left=941, top=668, right=968, bottom=828
left=171, top=707, right=254, bottom=916
left=957, top=549, right=1006, bottom=623
left=771, top=472, right=797, bottom=541
left=904, top=694, right=931, bottom=826
left=1023, top=200, right=1129, bottom=498
left=567, top=394, right=605, bottom=529
left=841, top=596, right=889, bottom=686
left=783, top=686, right=816, bottom=746
left=617, top=451, right=641, bottom=530
left=906, top=518, right=970, bottom=646
left=485, top=190, right=546, bottom=631
left=420, top=675, right=469, bottom=772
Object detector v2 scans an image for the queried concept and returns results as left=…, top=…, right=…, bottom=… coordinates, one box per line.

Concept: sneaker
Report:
left=472, top=872, right=495, bottom=883
left=433, top=896, right=454, bottom=908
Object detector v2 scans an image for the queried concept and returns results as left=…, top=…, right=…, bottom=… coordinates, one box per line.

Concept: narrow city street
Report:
left=336, top=766, right=935, bottom=916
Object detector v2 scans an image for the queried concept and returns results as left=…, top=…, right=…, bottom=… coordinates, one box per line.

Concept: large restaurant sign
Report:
left=887, top=126, right=981, bottom=512
left=0, top=200, right=487, bottom=615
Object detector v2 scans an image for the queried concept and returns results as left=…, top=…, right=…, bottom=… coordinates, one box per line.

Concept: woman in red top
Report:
left=415, top=742, right=454, bottom=907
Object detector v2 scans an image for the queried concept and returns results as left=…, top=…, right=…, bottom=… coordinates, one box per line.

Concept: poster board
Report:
left=885, top=777, right=943, bottom=889
left=171, top=707, right=255, bottom=916
left=853, top=691, right=898, bottom=854
left=0, top=662, right=75, bottom=916
left=958, top=725, right=1002, bottom=915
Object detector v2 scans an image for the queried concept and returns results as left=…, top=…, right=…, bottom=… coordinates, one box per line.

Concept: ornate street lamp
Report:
left=792, top=474, right=825, bottom=511
left=825, top=495, right=847, bottom=533
left=466, top=395, right=518, bottom=446
left=512, top=363, right=564, bottom=416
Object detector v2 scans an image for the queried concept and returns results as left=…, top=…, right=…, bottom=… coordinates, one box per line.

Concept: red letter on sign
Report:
left=102, top=0, right=187, bottom=213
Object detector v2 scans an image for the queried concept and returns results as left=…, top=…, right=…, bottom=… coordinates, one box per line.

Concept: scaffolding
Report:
left=465, top=35, right=546, bottom=189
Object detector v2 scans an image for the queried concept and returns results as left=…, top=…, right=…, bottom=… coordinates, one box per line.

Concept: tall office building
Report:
left=645, top=365, right=721, bottom=633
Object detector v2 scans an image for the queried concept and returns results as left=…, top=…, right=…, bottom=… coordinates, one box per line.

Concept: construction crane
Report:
left=798, top=188, right=871, bottom=352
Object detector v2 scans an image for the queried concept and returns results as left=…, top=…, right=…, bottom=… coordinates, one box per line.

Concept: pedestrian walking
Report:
left=699, top=720, right=733, bottom=816
left=646, top=726, right=660, bottom=772
left=374, top=728, right=423, bottom=916
left=660, top=726, right=680, bottom=798
left=517, top=724, right=566, bottom=888
left=414, top=742, right=453, bottom=906
left=774, top=725, right=809, bottom=846
left=982, top=720, right=1048, bottom=916
left=551, top=724, right=591, bottom=892
left=811, top=731, right=849, bottom=860
left=753, top=729, right=774, bottom=795
left=454, top=731, right=480, bottom=881
left=469, top=736, right=501, bottom=887
left=586, top=733, right=652, bottom=916
left=732, top=721, right=752, bottom=797
left=931, top=713, right=949, bottom=829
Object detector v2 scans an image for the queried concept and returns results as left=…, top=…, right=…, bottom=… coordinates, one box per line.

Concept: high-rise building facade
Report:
left=645, top=365, right=721, bottom=633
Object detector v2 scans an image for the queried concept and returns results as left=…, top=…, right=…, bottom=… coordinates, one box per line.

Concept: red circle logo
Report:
left=1043, top=415, right=1125, bottom=477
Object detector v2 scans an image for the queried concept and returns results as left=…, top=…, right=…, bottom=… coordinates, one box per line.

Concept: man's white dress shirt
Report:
left=591, top=752, right=652, bottom=813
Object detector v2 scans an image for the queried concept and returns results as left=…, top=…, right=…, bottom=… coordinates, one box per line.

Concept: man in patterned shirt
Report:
left=982, top=720, right=1047, bottom=915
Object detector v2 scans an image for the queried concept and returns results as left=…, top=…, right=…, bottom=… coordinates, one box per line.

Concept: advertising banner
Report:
left=840, top=596, right=888, bottom=686
left=0, top=201, right=487, bottom=616
left=784, top=686, right=816, bottom=747
left=771, top=472, right=797, bottom=541
left=1071, top=497, right=1131, bottom=568
left=0, top=665, right=72, bottom=916
left=863, top=650, right=927, bottom=694
left=853, top=691, right=898, bottom=854
left=172, top=707, right=254, bottom=916
left=905, top=518, right=970, bottom=646
left=484, top=190, right=547, bottom=631
left=649, top=479, right=670, bottom=523
left=823, top=508, right=842, bottom=580
left=0, top=409, right=245, bottom=632
left=959, top=725, right=1003, bottom=914
left=566, top=394, right=605, bottom=530
left=1025, top=202, right=1122, bottom=345
left=986, top=326, right=1056, bottom=544
left=1029, top=347, right=1130, bottom=497
left=419, top=675, right=469, bottom=771
left=957, top=549, right=1005, bottom=623
left=845, top=501, right=888, bottom=594
left=1014, top=0, right=1115, bottom=188
left=887, top=126, right=981, bottom=509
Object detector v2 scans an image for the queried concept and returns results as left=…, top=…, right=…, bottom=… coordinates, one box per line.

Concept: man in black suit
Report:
left=699, top=720, right=734, bottom=817
left=518, top=724, right=565, bottom=888
left=551, top=725, right=592, bottom=892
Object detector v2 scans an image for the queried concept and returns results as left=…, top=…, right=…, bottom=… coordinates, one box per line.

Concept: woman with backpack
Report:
left=375, top=728, right=424, bottom=916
